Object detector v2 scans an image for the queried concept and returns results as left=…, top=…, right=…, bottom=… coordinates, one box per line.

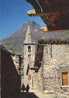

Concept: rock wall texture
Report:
left=42, top=44, right=69, bottom=91
left=34, top=44, right=69, bottom=92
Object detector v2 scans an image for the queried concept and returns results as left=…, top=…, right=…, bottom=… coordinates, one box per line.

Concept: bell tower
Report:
left=21, top=25, right=36, bottom=90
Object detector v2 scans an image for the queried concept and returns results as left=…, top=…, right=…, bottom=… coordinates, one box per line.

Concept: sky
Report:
left=0, top=0, right=46, bottom=40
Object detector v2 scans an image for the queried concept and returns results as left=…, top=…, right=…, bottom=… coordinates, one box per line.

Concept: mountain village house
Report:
left=1, top=25, right=69, bottom=97
left=22, top=26, right=69, bottom=94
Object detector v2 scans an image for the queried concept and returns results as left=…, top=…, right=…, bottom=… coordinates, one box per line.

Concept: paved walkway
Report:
left=31, top=89, right=69, bottom=98
left=31, top=89, right=56, bottom=98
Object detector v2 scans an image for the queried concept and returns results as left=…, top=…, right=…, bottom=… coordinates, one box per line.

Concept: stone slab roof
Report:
left=40, top=30, right=69, bottom=44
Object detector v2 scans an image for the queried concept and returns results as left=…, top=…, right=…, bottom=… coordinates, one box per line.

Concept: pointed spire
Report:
left=24, top=25, right=32, bottom=43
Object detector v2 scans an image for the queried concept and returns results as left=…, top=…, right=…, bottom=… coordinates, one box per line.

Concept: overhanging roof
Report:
left=38, top=30, right=69, bottom=44
left=26, top=0, right=69, bottom=30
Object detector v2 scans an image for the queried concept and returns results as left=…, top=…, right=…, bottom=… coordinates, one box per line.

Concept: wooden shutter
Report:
left=62, top=72, right=68, bottom=85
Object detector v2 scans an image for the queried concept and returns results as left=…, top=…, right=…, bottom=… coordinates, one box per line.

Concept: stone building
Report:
left=23, top=26, right=69, bottom=94
left=22, top=25, right=36, bottom=90
left=11, top=54, right=23, bottom=75
left=10, top=52, right=24, bottom=90
left=33, top=32, right=69, bottom=94
left=36, top=41, right=69, bottom=91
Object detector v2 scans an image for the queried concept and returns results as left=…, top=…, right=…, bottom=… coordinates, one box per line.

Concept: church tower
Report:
left=21, top=25, right=36, bottom=90
left=24, top=25, right=32, bottom=43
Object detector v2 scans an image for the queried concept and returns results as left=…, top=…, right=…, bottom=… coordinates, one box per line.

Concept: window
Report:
left=28, top=54, right=31, bottom=63
left=62, top=72, right=68, bottom=85
left=28, top=54, right=31, bottom=58
left=28, top=46, right=31, bottom=52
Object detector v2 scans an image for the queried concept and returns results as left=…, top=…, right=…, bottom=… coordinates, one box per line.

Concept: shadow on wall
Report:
left=34, top=41, right=44, bottom=72
left=1, top=45, right=21, bottom=98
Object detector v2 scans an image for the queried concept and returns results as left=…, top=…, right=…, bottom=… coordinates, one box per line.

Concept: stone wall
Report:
left=42, top=44, right=69, bottom=91
left=32, top=67, right=43, bottom=91
left=43, top=44, right=69, bottom=65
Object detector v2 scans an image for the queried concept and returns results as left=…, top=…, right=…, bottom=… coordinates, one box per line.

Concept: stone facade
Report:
left=23, top=27, right=69, bottom=94
left=35, top=44, right=69, bottom=93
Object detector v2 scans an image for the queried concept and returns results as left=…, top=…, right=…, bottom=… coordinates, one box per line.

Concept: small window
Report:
left=28, top=46, right=31, bottom=52
left=28, top=54, right=31, bottom=57
left=62, top=72, right=68, bottom=85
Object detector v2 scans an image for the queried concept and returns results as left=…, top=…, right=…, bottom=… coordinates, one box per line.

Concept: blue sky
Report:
left=0, top=0, right=45, bottom=40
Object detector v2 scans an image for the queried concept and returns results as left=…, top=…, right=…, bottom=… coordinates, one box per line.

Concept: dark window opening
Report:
left=28, top=46, right=31, bottom=52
